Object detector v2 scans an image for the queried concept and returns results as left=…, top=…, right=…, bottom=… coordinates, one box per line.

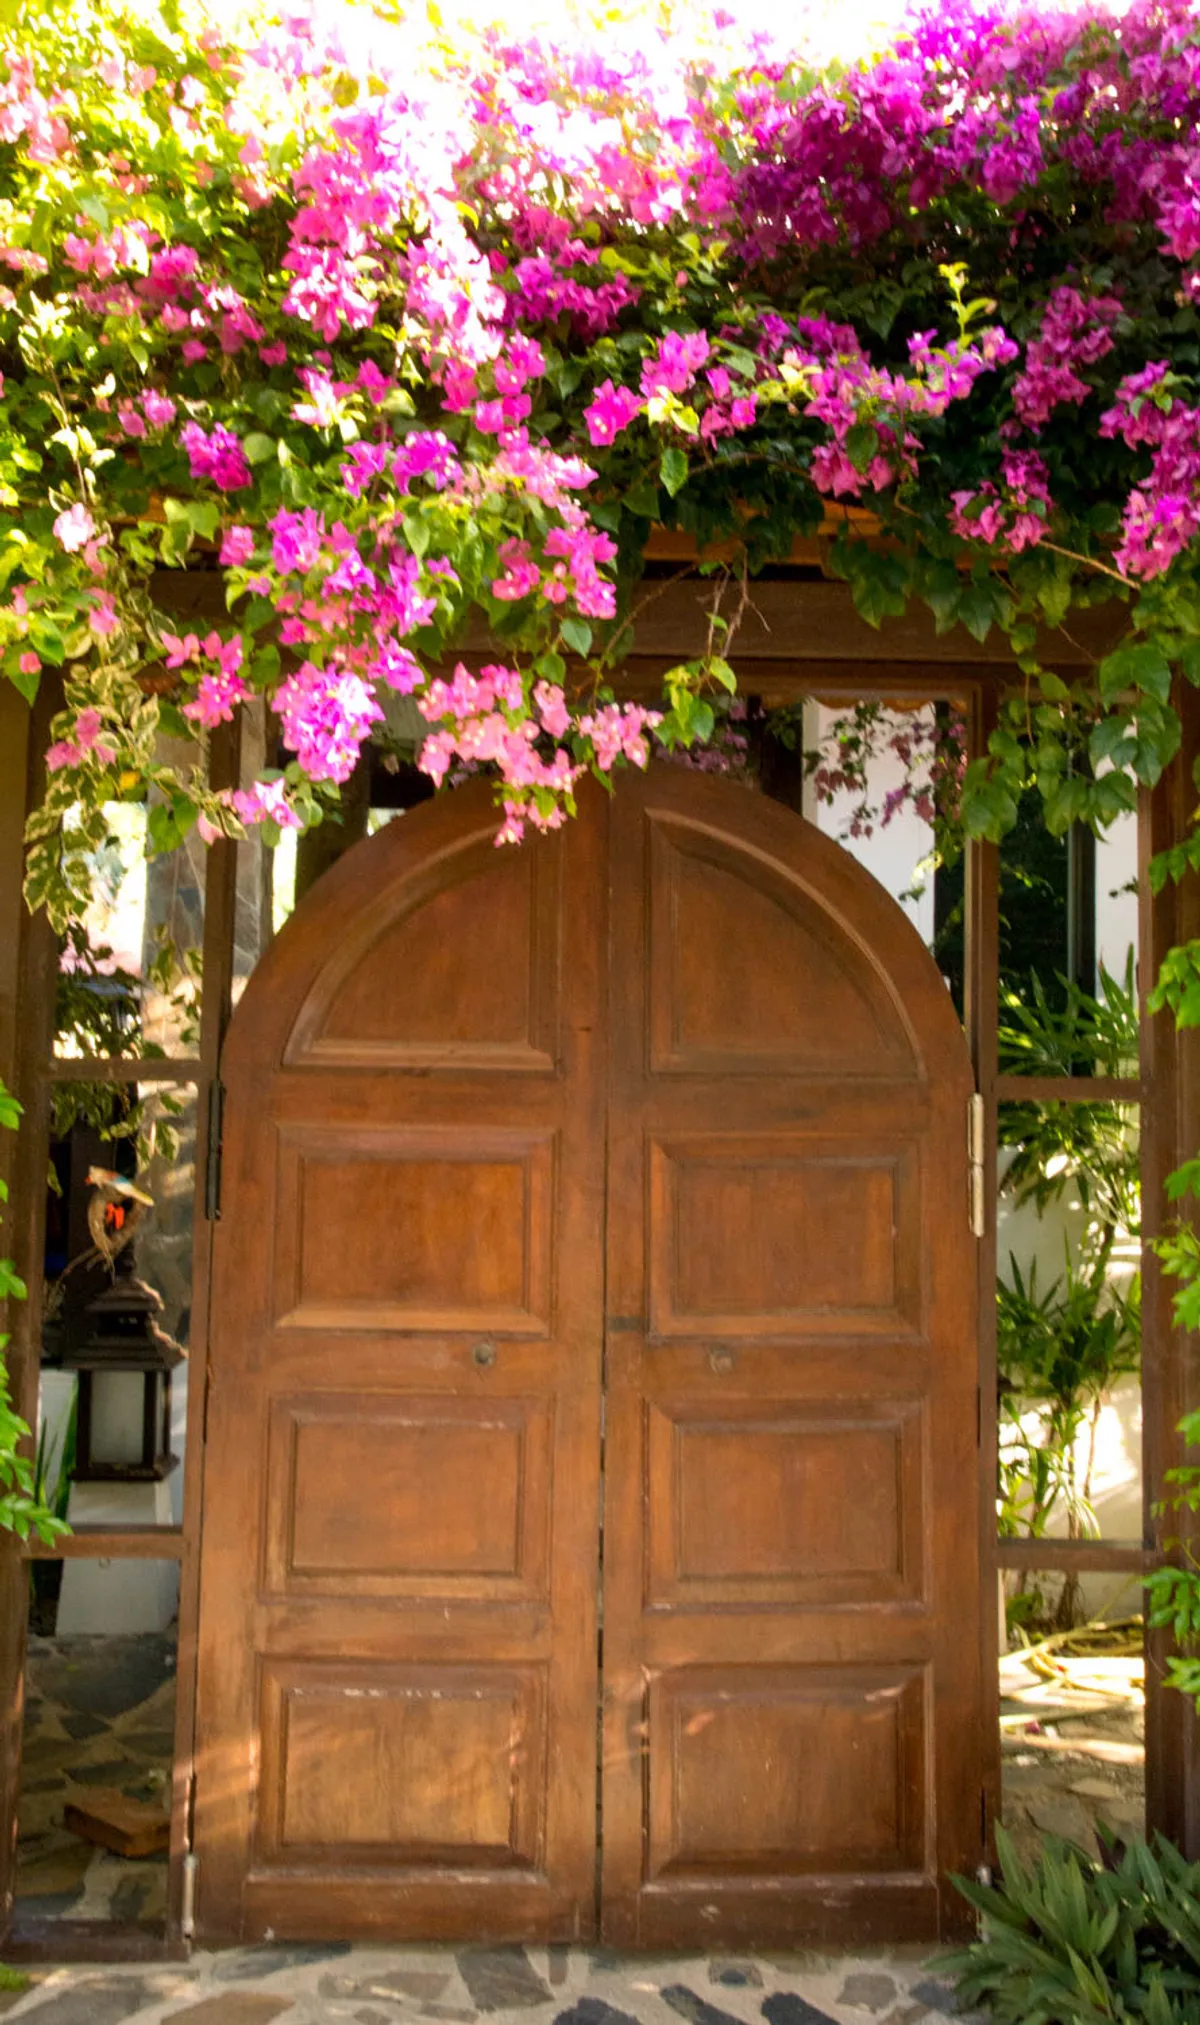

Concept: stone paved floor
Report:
left=16, top=1635, right=175, bottom=1926
left=0, top=1945, right=983, bottom=2025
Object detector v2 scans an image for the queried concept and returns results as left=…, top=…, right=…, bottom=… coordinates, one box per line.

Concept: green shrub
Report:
left=942, top=1825, right=1200, bottom=2023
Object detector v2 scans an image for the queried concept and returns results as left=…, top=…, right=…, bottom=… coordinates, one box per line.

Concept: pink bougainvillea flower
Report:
left=641, top=331, right=711, bottom=399
left=583, top=379, right=642, bottom=446
left=141, top=390, right=177, bottom=430
left=492, top=538, right=541, bottom=602
left=161, top=630, right=201, bottom=668
left=52, top=502, right=95, bottom=552
left=230, top=779, right=303, bottom=830
left=87, top=593, right=118, bottom=635
left=219, top=524, right=257, bottom=565
left=180, top=422, right=252, bottom=491
left=183, top=669, right=251, bottom=727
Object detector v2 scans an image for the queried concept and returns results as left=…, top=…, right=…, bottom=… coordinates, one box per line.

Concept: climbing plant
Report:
left=5, top=0, right=1200, bottom=883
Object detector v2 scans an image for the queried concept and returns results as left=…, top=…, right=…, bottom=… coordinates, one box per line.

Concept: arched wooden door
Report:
left=193, top=768, right=984, bottom=1948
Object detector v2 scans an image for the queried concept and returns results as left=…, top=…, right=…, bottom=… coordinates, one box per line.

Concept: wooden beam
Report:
left=148, top=565, right=1129, bottom=669
left=0, top=679, right=59, bottom=1944
left=995, top=1538, right=1151, bottom=1574
left=615, top=578, right=1126, bottom=666
left=41, top=1057, right=203, bottom=1086
left=607, top=657, right=996, bottom=706
left=23, top=1526, right=183, bottom=1561
left=995, top=1075, right=1143, bottom=1104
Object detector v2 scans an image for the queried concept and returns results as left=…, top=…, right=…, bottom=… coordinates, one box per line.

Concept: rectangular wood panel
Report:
left=264, top=1393, right=552, bottom=1600
left=646, top=1666, right=927, bottom=1881
left=257, top=1661, right=546, bottom=1870
left=272, top=1126, right=554, bottom=1333
left=646, top=1399, right=925, bottom=1607
left=649, top=1137, right=921, bottom=1338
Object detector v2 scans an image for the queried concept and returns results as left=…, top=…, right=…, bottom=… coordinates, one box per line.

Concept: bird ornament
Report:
left=85, top=1166, right=154, bottom=1265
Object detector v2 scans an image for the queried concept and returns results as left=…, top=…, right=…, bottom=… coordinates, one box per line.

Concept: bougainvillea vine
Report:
left=2, top=0, right=1200, bottom=914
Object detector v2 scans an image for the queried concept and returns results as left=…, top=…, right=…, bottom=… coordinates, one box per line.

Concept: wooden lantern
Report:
left=62, top=1249, right=184, bottom=1482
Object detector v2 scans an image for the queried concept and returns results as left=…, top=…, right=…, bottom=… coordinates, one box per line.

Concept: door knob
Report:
left=473, top=1340, right=497, bottom=1368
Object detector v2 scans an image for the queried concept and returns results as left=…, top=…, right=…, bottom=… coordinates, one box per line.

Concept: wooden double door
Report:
left=194, top=768, right=984, bottom=1947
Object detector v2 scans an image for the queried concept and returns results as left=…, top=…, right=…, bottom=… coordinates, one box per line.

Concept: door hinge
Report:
left=204, top=1079, right=225, bottom=1222
left=181, top=1851, right=199, bottom=1939
left=968, top=1091, right=986, bottom=1237
left=977, top=1786, right=993, bottom=1884
left=180, top=1768, right=198, bottom=1938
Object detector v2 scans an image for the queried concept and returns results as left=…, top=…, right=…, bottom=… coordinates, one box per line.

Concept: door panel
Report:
left=193, top=791, right=606, bottom=1942
left=194, top=768, right=983, bottom=1948
left=599, top=772, right=981, bottom=1947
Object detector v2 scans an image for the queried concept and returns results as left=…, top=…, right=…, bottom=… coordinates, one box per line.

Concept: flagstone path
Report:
left=0, top=1945, right=984, bottom=2025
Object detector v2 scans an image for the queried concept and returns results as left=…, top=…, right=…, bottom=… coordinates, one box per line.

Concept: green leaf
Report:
left=560, top=617, right=592, bottom=657
left=146, top=797, right=198, bottom=856
left=242, top=431, right=277, bottom=466
left=660, top=446, right=689, bottom=498
left=624, top=478, right=660, bottom=519
left=185, top=499, right=220, bottom=541
left=403, top=513, right=430, bottom=558
left=843, top=420, right=878, bottom=473
left=957, top=581, right=996, bottom=644
left=5, top=658, right=39, bottom=705
left=1098, top=640, right=1172, bottom=704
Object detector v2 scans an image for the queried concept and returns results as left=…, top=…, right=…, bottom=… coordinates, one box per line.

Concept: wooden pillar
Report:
left=0, top=681, right=58, bottom=1934
left=168, top=717, right=240, bottom=1940
left=966, top=686, right=1001, bottom=1862
left=1142, top=678, right=1200, bottom=1855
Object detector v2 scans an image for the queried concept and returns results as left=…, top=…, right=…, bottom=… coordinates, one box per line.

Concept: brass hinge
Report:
left=968, top=1092, right=986, bottom=1237
left=181, top=1852, right=199, bottom=1939
left=204, top=1079, right=225, bottom=1222
left=181, top=1768, right=199, bottom=1938
left=977, top=1786, right=993, bottom=1883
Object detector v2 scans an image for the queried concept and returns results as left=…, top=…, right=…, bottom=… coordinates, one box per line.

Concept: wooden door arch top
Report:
left=221, top=769, right=970, bottom=1096
left=219, top=785, right=532, bottom=1079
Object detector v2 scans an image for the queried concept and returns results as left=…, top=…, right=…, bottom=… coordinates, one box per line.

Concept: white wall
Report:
left=804, top=701, right=936, bottom=945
